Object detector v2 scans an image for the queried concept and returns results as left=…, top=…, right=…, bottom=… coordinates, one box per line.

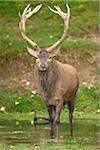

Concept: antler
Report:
left=19, top=4, right=42, bottom=51
left=47, top=4, right=70, bottom=52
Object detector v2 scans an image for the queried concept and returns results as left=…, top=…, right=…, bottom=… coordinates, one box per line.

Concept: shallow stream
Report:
left=0, top=118, right=99, bottom=149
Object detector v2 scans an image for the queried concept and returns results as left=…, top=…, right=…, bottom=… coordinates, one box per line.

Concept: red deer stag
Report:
left=19, top=4, right=79, bottom=138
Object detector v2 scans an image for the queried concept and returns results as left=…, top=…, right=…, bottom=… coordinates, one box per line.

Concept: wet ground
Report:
left=0, top=118, right=99, bottom=150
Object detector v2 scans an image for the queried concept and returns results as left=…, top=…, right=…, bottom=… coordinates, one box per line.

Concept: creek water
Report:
left=0, top=118, right=99, bottom=149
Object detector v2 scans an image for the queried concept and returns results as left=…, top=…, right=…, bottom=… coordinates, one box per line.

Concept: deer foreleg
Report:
left=53, top=101, right=63, bottom=139
left=47, top=105, right=56, bottom=137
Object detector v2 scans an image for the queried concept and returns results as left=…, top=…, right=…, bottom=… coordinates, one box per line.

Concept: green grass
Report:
left=0, top=141, right=95, bottom=150
left=0, top=144, right=33, bottom=150
left=0, top=112, right=34, bottom=121
left=0, top=37, right=99, bottom=60
left=0, top=85, right=45, bottom=112
left=0, top=84, right=99, bottom=113
left=0, top=111, right=99, bottom=123
left=39, top=138, right=95, bottom=150
left=0, top=0, right=99, bottom=60
left=62, top=39, right=100, bottom=60
left=76, top=84, right=100, bottom=112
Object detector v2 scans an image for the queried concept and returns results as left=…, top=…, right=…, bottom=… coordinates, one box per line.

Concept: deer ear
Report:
left=50, top=46, right=60, bottom=56
left=27, top=47, right=38, bottom=58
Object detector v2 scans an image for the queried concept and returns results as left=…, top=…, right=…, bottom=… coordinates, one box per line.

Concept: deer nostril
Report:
left=40, top=64, right=45, bottom=68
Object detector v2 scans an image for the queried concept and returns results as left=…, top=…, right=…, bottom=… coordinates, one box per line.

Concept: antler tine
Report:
left=18, top=12, right=21, bottom=17
left=66, top=4, right=70, bottom=14
left=31, top=4, right=43, bottom=14
left=27, top=7, right=31, bottom=13
left=19, top=4, right=42, bottom=51
left=26, top=4, right=43, bottom=18
left=54, top=6, right=61, bottom=12
left=23, top=4, right=30, bottom=15
left=48, top=6, right=58, bottom=14
left=47, top=4, right=70, bottom=52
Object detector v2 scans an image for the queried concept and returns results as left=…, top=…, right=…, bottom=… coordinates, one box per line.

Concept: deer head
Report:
left=19, top=4, right=70, bottom=71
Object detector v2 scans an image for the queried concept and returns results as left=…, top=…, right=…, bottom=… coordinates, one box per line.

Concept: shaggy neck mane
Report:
left=38, top=60, right=58, bottom=97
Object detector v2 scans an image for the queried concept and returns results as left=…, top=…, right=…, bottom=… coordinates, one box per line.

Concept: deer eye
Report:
left=49, top=56, right=52, bottom=59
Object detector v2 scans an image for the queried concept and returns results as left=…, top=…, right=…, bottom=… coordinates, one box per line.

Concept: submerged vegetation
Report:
left=0, top=111, right=99, bottom=150
left=0, top=139, right=98, bottom=150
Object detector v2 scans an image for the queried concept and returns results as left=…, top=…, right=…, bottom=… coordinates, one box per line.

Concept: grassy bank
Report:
left=0, top=1, right=99, bottom=60
left=0, top=84, right=100, bottom=113
left=0, top=111, right=100, bottom=122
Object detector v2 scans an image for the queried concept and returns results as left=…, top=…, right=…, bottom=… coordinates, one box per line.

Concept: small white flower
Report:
left=32, top=91, right=36, bottom=95
left=10, top=145, right=13, bottom=149
left=26, top=81, right=30, bottom=86
left=0, top=106, right=5, bottom=112
left=89, top=83, right=93, bottom=87
left=15, top=101, right=20, bottom=105
left=6, top=34, right=10, bottom=38
left=60, top=135, right=63, bottom=139
left=31, top=94, right=34, bottom=98
left=16, top=121, right=19, bottom=125
left=88, top=86, right=91, bottom=90
left=88, top=84, right=93, bottom=89
left=31, top=120, right=34, bottom=125
left=9, top=42, right=13, bottom=46
left=19, top=96, right=22, bottom=99
left=97, top=109, right=100, bottom=113
left=49, top=35, right=53, bottom=39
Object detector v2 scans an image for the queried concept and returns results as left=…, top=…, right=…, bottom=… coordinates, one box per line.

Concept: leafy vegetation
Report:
left=76, top=84, right=100, bottom=112
left=0, top=86, right=45, bottom=112
left=0, top=84, right=99, bottom=113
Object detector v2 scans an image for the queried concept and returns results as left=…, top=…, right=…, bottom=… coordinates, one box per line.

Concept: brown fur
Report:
left=38, top=60, right=58, bottom=97
left=33, top=60, right=79, bottom=104
left=32, top=59, right=79, bottom=138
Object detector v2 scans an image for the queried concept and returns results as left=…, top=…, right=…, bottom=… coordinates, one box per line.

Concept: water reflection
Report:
left=0, top=118, right=99, bottom=148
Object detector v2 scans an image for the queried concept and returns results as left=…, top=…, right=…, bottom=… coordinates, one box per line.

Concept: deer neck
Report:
left=38, top=60, right=58, bottom=96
